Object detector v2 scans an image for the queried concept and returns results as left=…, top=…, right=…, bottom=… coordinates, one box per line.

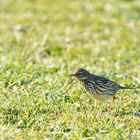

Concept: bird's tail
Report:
left=120, top=86, right=138, bottom=90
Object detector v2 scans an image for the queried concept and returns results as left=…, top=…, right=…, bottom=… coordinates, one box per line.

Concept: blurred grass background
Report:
left=0, top=0, right=140, bottom=139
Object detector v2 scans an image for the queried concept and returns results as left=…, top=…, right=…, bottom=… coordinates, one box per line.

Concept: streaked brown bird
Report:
left=69, top=68, right=135, bottom=102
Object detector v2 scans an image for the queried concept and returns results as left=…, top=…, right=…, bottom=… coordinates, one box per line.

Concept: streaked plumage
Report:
left=69, top=68, right=134, bottom=101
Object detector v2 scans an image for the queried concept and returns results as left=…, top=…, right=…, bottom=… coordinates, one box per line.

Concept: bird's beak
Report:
left=69, top=73, right=76, bottom=76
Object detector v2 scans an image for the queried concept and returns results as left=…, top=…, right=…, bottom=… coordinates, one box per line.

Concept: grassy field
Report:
left=0, top=0, right=140, bottom=139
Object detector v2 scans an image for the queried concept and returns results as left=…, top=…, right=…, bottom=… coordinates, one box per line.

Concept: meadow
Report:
left=0, top=0, right=140, bottom=139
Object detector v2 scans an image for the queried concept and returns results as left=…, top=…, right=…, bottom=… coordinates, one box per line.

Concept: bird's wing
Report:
left=95, top=76, right=121, bottom=94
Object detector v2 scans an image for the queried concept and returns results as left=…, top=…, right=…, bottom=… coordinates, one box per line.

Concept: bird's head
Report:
left=69, top=68, right=90, bottom=81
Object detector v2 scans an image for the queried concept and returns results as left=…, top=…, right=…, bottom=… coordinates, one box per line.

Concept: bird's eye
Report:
left=78, top=72, right=82, bottom=76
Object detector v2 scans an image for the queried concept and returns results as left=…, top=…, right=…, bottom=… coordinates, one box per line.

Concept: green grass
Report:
left=0, top=0, right=140, bottom=139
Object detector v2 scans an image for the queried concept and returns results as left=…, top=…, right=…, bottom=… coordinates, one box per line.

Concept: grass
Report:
left=0, top=0, right=140, bottom=139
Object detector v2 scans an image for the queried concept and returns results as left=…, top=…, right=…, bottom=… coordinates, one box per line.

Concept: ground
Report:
left=0, top=0, right=140, bottom=139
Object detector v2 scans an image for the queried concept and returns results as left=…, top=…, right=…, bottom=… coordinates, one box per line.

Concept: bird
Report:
left=69, top=68, right=135, bottom=102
